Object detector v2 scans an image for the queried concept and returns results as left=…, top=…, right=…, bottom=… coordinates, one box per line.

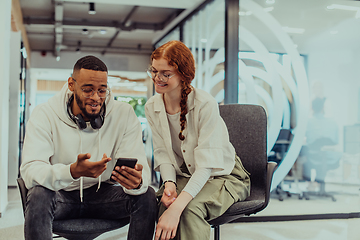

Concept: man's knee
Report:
left=26, top=185, right=55, bottom=212
left=133, top=187, right=157, bottom=217
left=138, top=187, right=157, bottom=206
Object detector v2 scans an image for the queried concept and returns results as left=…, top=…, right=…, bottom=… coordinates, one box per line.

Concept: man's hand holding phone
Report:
left=111, top=158, right=143, bottom=190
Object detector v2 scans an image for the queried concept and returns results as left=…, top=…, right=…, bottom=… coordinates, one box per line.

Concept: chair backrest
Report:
left=17, top=178, right=28, bottom=215
left=219, top=104, right=267, bottom=201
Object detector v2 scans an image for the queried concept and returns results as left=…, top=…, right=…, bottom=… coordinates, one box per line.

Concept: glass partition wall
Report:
left=154, top=0, right=360, bottom=218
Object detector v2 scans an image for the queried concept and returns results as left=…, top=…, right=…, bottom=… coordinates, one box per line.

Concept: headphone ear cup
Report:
left=75, top=114, right=87, bottom=130
left=90, top=116, right=103, bottom=129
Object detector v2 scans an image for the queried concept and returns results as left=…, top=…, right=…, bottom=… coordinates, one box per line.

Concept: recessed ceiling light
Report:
left=327, top=4, right=359, bottom=11
left=282, top=26, right=305, bottom=34
left=264, top=7, right=274, bottom=12
left=239, top=11, right=252, bottom=16
left=99, top=29, right=107, bottom=34
left=82, top=28, right=89, bottom=35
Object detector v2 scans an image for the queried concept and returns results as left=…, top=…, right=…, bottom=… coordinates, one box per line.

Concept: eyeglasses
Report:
left=146, top=67, right=176, bottom=83
left=72, top=78, right=110, bottom=98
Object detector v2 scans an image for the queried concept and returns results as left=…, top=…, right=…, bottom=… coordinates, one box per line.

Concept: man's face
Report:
left=68, top=68, right=108, bottom=121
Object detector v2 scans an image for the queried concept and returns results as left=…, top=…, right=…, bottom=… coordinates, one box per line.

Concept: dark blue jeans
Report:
left=24, top=183, right=157, bottom=240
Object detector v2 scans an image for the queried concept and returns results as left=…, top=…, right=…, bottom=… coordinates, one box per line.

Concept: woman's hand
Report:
left=156, top=191, right=194, bottom=240
left=155, top=207, right=181, bottom=240
left=161, top=181, right=177, bottom=208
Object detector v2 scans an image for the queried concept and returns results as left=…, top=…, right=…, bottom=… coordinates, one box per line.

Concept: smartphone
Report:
left=110, top=158, right=137, bottom=181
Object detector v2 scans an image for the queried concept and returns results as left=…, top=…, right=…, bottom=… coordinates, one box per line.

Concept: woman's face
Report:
left=151, top=58, right=182, bottom=96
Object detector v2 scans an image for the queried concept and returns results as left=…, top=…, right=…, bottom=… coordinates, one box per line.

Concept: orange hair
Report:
left=151, top=40, right=195, bottom=140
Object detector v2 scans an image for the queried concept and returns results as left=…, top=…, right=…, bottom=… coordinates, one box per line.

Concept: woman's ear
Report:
left=68, top=77, right=75, bottom=92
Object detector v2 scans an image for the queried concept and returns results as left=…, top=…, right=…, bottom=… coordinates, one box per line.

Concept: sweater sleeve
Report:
left=182, top=168, right=212, bottom=198
left=159, top=163, right=177, bottom=183
left=20, top=105, right=75, bottom=191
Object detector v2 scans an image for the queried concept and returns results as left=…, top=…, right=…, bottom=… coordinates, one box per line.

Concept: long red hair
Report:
left=151, top=40, right=195, bottom=140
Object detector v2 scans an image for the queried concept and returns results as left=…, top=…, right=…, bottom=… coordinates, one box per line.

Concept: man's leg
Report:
left=82, top=183, right=157, bottom=240
left=24, top=186, right=56, bottom=240
left=25, top=186, right=81, bottom=240
left=127, top=187, right=157, bottom=240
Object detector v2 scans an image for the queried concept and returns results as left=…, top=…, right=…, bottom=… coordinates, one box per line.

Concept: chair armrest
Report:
left=264, top=162, right=277, bottom=208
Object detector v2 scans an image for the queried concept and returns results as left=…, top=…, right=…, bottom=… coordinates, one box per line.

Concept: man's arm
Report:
left=20, top=106, right=75, bottom=191
left=112, top=105, right=150, bottom=194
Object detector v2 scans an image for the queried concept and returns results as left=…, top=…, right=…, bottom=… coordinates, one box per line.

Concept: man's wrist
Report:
left=70, top=163, right=80, bottom=179
left=134, top=179, right=142, bottom=189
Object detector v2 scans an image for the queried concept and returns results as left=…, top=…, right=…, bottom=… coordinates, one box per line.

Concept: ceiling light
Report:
left=76, top=41, right=81, bottom=52
left=266, top=0, right=275, bottom=5
left=239, top=11, right=252, bottom=16
left=82, top=28, right=89, bottom=35
left=327, top=4, right=360, bottom=19
left=124, top=20, right=132, bottom=27
left=327, top=4, right=359, bottom=11
left=99, top=29, right=107, bottom=34
left=263, top=7, right=274, bottom=12
left=89, top=2, right=96, bottom=15
left=282, top=26, right=305, bottom=34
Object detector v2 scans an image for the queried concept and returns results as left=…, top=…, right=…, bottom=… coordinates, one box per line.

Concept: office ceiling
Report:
left=18, top=0, right=205, bottom=57
left=17, top=0, right=360, bottom=59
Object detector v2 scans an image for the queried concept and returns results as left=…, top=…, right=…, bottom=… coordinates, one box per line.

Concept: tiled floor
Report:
left=0, top=182, right=359, bottom=240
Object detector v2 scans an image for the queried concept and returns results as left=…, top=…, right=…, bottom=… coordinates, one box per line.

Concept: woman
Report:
left=145, top=40, right=250, bottom=240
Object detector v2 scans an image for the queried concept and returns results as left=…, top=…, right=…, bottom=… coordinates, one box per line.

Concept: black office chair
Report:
left=302, top=137, right=341, bottom=202
left=208, top=104, right=277, bottom=240
left=17, top=178, right=130, bottom=240
left=268, top=129, right=304, bottom=201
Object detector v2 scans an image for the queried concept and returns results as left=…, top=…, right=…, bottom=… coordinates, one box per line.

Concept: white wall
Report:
left=303, top=18, right=360, bottom=152
left=0, top=0, right=11, bottom=216
left=8, top=31, right=22, bottom=187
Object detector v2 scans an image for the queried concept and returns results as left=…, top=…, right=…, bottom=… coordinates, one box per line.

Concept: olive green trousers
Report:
left=156, top=156, right=250, bottom=240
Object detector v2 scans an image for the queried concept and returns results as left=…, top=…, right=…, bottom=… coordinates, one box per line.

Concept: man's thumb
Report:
left=78, top=153, right=91, bottom=162
left=135, top=164, right=143, bottom=171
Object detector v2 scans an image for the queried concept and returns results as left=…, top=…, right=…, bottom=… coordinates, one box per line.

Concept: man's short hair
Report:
left=73, top=55, right=108, bottom=73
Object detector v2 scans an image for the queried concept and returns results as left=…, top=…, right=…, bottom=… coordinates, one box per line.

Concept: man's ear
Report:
left=68, top=77, right=75, bottom=92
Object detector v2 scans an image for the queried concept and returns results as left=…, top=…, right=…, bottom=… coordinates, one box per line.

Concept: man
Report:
left=20, top=55, right=157, bottom=240
left=303, top=97, right=341, bottom=185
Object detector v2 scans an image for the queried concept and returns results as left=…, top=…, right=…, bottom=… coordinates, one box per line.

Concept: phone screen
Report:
left=110, top=158, right=137, bottom=181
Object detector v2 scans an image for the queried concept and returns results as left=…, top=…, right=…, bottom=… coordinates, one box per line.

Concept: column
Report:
left=8, top=31, right=21, bottom=187
left=224, top=0, right=239, bottom=104
left=0, top=0, right=12, bottom=216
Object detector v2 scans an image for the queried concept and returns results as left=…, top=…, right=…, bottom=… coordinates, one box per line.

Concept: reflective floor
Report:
left=0, top=184, right=359, bottom=240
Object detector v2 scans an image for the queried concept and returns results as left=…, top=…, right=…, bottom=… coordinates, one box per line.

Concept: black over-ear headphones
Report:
left=67, top=95, right=106, bottom=130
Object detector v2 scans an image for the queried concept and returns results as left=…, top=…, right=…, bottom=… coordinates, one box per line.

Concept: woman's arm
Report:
left=155, top=168, right=212, bottom=240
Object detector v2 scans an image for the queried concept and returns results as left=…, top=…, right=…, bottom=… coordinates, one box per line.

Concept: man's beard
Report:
left=74, top=92, right=102, bottom=120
